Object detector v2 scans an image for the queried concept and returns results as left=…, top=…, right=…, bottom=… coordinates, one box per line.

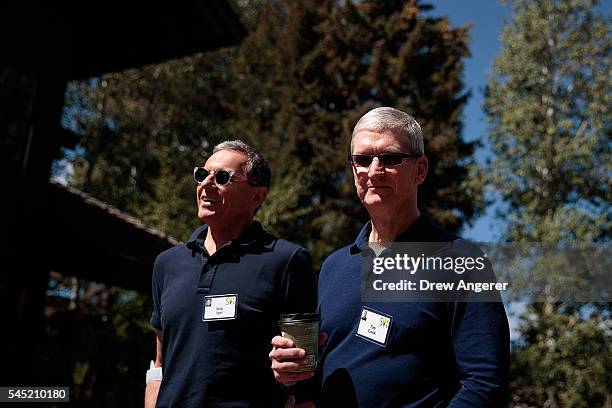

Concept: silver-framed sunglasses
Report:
left=193, top=167, right=262, bottom=186
left=193, top=167, right=236, bottom=185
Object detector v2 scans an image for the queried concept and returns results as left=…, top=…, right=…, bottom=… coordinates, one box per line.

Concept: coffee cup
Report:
left=279, top=313, right=319, bottom=372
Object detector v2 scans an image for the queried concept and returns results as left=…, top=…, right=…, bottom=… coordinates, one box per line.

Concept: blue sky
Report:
left=425, top=0, right=512, bottom=242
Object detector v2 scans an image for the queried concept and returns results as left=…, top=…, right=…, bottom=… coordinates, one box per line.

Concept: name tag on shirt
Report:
left=356, top=306, right=392, bottom=347
left=203, top=294, right=237, bottom=321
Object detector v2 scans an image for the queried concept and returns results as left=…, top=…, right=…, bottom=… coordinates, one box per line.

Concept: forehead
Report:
left=203, top=149, right=248, bottom=170
left=352, top=130, right=409, bottom=154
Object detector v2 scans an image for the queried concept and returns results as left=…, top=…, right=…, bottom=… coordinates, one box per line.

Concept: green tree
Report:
left=485, top=0, right=610, bottom=243
left=206, top=0, right=481, bottom=261
left=484, top=0, right=611, bottom=406
left=62, top=54, right=240, bottom=239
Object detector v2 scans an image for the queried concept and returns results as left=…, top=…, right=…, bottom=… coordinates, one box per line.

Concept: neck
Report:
left=368, top=208, right=420, bottom=244
left=204, top=218, right=252, bottom=255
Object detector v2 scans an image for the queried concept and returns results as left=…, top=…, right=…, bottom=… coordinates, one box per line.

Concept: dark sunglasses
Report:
left=348, top=153, right=422, bottom=168
left=193, top=167, right=236, bottom=185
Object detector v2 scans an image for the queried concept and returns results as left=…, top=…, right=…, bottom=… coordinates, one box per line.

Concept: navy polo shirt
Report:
left=317, top=214, right=510, bottom=407
left=150, top=221, right=317, bottom=407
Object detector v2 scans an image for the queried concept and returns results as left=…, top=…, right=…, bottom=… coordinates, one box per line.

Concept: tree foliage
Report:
left=62, top=0, right=481, bottom=264
left=485, top=0, right=610, bottom=243
left=39, top=274, right=154, bottom=407
left=484, top=0, right=611, bottom=406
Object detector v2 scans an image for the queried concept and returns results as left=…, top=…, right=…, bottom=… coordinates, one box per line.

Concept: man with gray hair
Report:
left=146, top=140, right=317, bottom=407
left=270, top=107, right=509, bottom=407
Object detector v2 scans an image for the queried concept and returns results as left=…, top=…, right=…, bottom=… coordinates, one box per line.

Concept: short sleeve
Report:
left=150, top=255, right=163, bottom=330
left=280, top=248, right=317, bottom=314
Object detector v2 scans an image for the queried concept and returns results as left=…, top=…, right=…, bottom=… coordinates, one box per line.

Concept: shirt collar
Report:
left=394, top=213, right=429, bottom=242
left=350, top=213, right=434, bottom=255
left=350, top=221, right=373, bottom=255
left=234, top=221, right=266, bottom=246
left=186, top=221, right=269, bottom=251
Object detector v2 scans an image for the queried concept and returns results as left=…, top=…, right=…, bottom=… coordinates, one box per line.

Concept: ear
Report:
left=414, top=156, right=428, bottom=185
left=251, top=186, right=269, bottom=210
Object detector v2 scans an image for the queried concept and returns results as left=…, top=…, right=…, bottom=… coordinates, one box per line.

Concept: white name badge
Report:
left=356, top=306, right=392, bottom=346
left=203, top=294, right=237, bottom=321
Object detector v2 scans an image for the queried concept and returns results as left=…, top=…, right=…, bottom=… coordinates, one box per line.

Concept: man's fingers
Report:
left=271, top=335, right=294, bottom=348
left=274, top=370, right=315, bottom=386
left=271, top=359, right=311, bottom=372
left=269, top=347, right=306, bottom=361
left=270, top=334, right=317, bottom=387
left=319, top=332, right=328, bottom=346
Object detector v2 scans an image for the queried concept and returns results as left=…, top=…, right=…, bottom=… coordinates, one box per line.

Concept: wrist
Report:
left=146, top=360, right=163, bottom=384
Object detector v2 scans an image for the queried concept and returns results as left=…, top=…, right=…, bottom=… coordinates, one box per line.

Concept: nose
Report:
left=367, top=157, right=385, bottom=177
left=200, top=172, right=216, bottom=187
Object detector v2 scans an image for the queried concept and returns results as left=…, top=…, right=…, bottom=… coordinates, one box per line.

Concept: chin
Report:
left=363, top=193, right=388, bottom=204
left=363, top=198, right=386, bottom=208
left=198, top=210, right=216, bottom=222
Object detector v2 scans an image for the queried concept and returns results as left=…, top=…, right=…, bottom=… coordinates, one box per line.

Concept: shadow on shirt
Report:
left=320, top=368, right=358, bottom=408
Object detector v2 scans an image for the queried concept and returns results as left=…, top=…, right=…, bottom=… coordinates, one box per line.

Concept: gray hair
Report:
left=351, top=107, right=425, bottom=155
left=212, top=140, right=271, bottom=188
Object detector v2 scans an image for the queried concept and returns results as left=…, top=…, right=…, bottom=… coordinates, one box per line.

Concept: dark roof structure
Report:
left=1, top=0, right=246, bottom=79
left=47, top=180, right=181, bottom=293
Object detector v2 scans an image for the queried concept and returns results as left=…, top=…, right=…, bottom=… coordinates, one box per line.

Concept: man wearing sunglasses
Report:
left=146, top=140, right=317, bottom=408
left=270, top=108, right=509, bottom=407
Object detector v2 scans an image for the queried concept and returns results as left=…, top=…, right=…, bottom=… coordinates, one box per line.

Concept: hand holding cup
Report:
left=270, top=313, right=326, bottom=386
